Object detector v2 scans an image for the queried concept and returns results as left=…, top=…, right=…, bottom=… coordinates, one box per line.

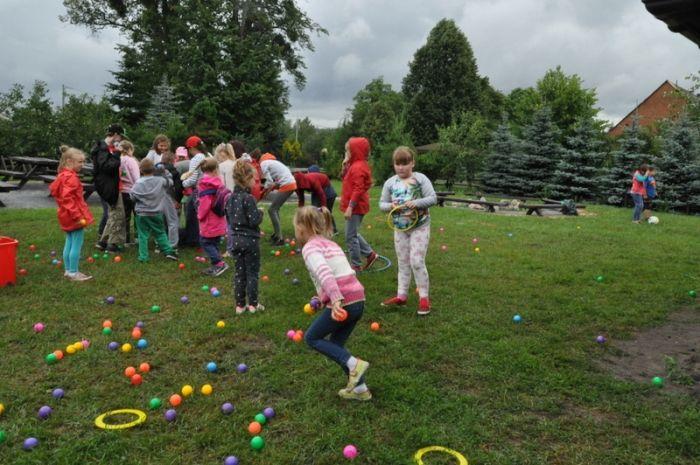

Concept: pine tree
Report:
left=518, top=107, right=562, bottom=196
left=107, top=45, right=159, bottom=126
left=481, top=119, right=523, bottom=195
left=144, top=76, right=181, bottom=132
left=550, top=118, right=605, bottom=201
left=600, top=116, right=650, bottom=206
left=655, top=115, right=700, bottom=213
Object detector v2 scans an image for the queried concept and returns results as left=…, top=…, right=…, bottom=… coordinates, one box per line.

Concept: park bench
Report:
left=519, top=200, right=586, bottom=216
left=436, top=192, right=508, bottom=212
left=0, top=180, right=19, bottom=207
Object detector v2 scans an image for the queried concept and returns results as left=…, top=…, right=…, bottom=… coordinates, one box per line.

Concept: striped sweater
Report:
left=301, top=235, right=365, bottom=307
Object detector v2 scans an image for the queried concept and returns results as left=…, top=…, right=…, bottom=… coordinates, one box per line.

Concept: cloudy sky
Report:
left=1, top=0, right=698, bottom=128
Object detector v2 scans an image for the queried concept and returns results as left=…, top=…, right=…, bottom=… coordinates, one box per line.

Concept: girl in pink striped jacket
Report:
left=294, top=206, right=372, bottom=401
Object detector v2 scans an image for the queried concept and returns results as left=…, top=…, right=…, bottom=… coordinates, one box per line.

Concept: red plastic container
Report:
left=0, top=236, right=19, bottom=287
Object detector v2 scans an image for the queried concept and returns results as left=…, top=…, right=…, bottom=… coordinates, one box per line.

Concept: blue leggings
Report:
left=63, top=229, right=84, bottom=273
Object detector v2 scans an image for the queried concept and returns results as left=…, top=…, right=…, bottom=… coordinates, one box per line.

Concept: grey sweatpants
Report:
left=162, top=198, right=179, bottom=248
left=345, top=214, right=373, bottom=267
left=266, top=190, right=294, bottom=239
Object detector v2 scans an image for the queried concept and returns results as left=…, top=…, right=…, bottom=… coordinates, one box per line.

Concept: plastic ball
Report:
left=291, top=278, right=300, bottom=285
left=72, top=342, right=83, bottom=351
left=34, top=254, right=40, bottom=260
left=507, top=232, right=514, bottom=237
left=440, top=245, right=447, bottom=251
left=210, top=287, right=218, bottom=294
left=131, top=328, right=142, bottom=339
left=64, top=345, right=74, bottom=355
left=596, top=335, right=607, bottom=344
left=290, top=250, right=296, bottom=256
left=284, top=268, right=291, bottom=275
left=0, top=430, right=5, bottom=444
left=0, top=403, right=4, bottom=416
left=150, top=305, right=161, bottom=313
left=114, top=256, right=122, bottom=263
left=274, top=250, right=281, bottom=257
left=102, top=253, right=109, bottom=259
left=596, top=275, right=604, bottom=283
left=201, top=384, right=213, bottom=395
left=38, top=405, right=52, bottom=420
left=263, top=407, right=275, bottom=419
left=121, top=343, right=133, bottom=353
left=212, top=290, right=221, bottom=297
left=254, top=413, right=267, bottom=425
left=53, top=350, right=64, bottom=360
left=310, top=297, right=321, bottom=309
left=248, top=421, right=262, bottom=435
left=139, top=362, right=150, bottom=373
left=333, top=309, right=348, bottom=322
left=45, top=353, right=58, bottom=364
left=474, top=247, right=480, bottom=253
left=149, top=398, right=162, bottom=410
left=33, top=322, right=45, bottom=333
left=237, top=363, right=248, bottom=373
left=652, top=376, right=664, bottom=387
left=250, top=435, right=265, bottom=451
left=137, top=339, right=148, bottom=349
left=303, top=303, right=314, bottom=315
left=181, top=385, right=194, bottom=397
left=295, top=248, right=302, bottom=254
left=690, top=290, right=697, bottom=298
left=169, top=394, right=182, bottom=407
left=224, top=456, right=239, bottom=465
left=221, top=402, right=235, bottom=415
left=262, top=275, right=269, bottom=282
left=472, top=238, right=479, bottom=244
left=343, top=444, right=358, bottom=460
left=293, top=331, right=304, bottom=343
left=87, top=256, right=95, bottom=264
left=513, top=314, right=522, bottom=323
left=23, top=437, right=39, bottom=451
left=290, top=240, right=296, bottom=247
left=19, top=268, right=28, bottom=275
left=130, top=374, right=143, bottom=386
left=206, top=362, right=218, bottom=373
left=124, top=366, right=136, bottom=377
left=51, top=259, right=59, bottom=265
left=81, top=339, right=90, bottom=349
left=29, top=244, right=37, bottom=251
left=92, top=253, right=99, bottom=259
left=102, top=320, right=112, bottom=329
left=439, top=227, right=445, bottom=233
left=52, top=388, right=65, bottom=399
left=107, top=341, right=119, bottom=351
left=201, top=285, right=209, bottom=292
left=136, top=321, right=145, bottom=328
left=370, top=322, right=380, bottom=331
left=164, top=409, right=177, bottom=422
left=178, top=263, right=185, bottom=270
left=181, top=296, right=190, bottom=304
left=217, top=320, right=226, bottom=328
left=102, top=327, right=112, bottom=335
left=105, top=296, right=115, bottom=304
left=286, top=330, right=296, bottom=340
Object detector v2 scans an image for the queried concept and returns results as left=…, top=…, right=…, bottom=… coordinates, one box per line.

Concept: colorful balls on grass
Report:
left=224, top=456, right=239, bottom=465
left=303, top=303, right=315, bottom=315
left=596, top=335, right=607, bottom=344
left=37, top=405, right=52, bottom=420
left=149, top=398, right=162, bottom=410
left=52, top=388, right=65, bottom=399
left=102, top=253, right=109, bottom=260
left=29, top=244, right=37, bottom=251
left=136, top=321, right=145, bottom=329
left=181, top=296, right=190, bottom=304
left=181, top=385, right=194, bottom=397
left=122, top=343, right=133, bottom=353
left=114, top=256, right=122, bottom=263
left=137, top=339, right=148, bottom=350
left=440, top=245, right=447, bottom=252
left=124, top=366, right=136, bottom=377
left=19, top=268, right=28, bottom=275
left=217, top=320, right=226, bottom=329
left=65, top=345, right=76, bottom=355
left=293, top=331, right=303, bottom=343
left=262, top=275, right=269, bottom=282
left=53, top=350, right=64, bottom=360
left=33, top=322, right=45, bottom=333
left=207, top=362, right=218, bottom=373
left=45, top=353, right=58, bottom=364
left=512, top=314, right=522, bottom=323
left=164, top=409, right=177, bottom=422
left=103, top=327, right=112, bottom=336
left=0, top=430, right=6, bottom=444
left=254, top=413, right=267, bottom=425
left=596, top=275, right=605, bottom=283
left=107, top=341, right=119, bottom=351
left=263, top=407, right=275, bottom=419
left=474, top=247, right=480, bottom=253
left=370, top=322, right=380, bottom=332
left=291, top=278, right=300, bottom=285
left=105, top=296, right=115, bottom=304
left=201, top=285, right=210, bottom=292
left=284, top=268, right=291, bottom=275
left=132, top=328, right=142, bottom=339
left=286, top=330, right=296, bottom=340
left=221, top=402, right=235, bottom=415
left=248, top=421, right=262, bottom=435
left=274, top=250, right=281, bottom=257
left=652, top=376, right=664, bottom=387
left=87, top=256, right=95, bottom=263
left=130, top=374, right=143, bottom=386
left=333, top=309, right=348, bottom=322
left=150, top=305, right=161, bottom=313
left=201, top=384, right=213, bottom=395
left=103, top=320, right=112, bottom=329
left=343, top=444, right=358, bottom=460
left=250, top=435, right=265, bottom=451
left=310, top=297, right=321, bottom=309
left=92, top=253, right=99, bottom=259
left=23, top=437, right=39, bottom=451
left=169, top=394, right=182, bottom=407
left=51, top=258, right=59, bottom=265
left=178, top=263, right=185, bottom=270
left=81, top=339, right=90, bottom=349
left=33, top=254, right=40, bottom=259
left=237, top=363, right=248, bottom=373
left=212, top=289, right=221, bottom=297
left=690, top=290, right=697, bottom=298
left=0, top=403, right=4, bottom=416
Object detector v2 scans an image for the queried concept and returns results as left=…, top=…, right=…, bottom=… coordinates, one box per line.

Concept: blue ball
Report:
left=207, top=362, right=218, bottom=373
left=51, top=259, right=59, bottom=265
left=224, top=456, right=239, bottom=465
left=513, top=314, right=522, bottom=323
left=237, top=363, right=248, bottom=373
left=137, top=339, right=148, bottom=349
left=107, top=341, right=119, bottom=351
left=212, top=290, right=221, bottom=297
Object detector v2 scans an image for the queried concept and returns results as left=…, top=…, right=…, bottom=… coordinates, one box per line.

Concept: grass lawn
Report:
left=0, top=192, right=698, bottom=465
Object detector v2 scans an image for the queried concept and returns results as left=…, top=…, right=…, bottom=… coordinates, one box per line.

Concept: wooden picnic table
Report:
left=436, top=192, right=508, bottom=212
left=0, top=180, right=20, bottom=207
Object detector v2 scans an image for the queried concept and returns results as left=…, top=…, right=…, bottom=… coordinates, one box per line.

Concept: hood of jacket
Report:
left=347, top=137, right=370, bottom=164
left=260, top=153, right=277, bottom=162
left=198, top=173, right=224, bottom=191
left=49, top=169, right=77, bottom=197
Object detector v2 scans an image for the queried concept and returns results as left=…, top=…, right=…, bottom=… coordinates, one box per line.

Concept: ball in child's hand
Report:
left=333, top=309, right=348, bottom=322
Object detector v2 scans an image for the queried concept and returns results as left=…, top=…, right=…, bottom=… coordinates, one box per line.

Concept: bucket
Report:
left=0, top=236, right=19, bottom=287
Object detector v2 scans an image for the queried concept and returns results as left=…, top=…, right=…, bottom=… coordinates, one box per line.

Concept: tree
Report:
left=373, top=115, right=413, bottom=183
left=0, top=82, right=56, bottom=157
left=550, top=118, right=605, bottom=201
left=402, top=19, right=495, bottom=145
left=349, top=78, right=404, bottom=135
left=55, top=94, right=115, bottom=154
left=281, top=139, right=303, bottom=165
left=434, top=111, right=491, bottom=190
left=518, top=107, right=563, bottom=196
left=144, top=76, right=181, bottom=132
left=600, top=117, right=650, bottom=206
left=654, top=115, right=700, bottom=213
left=481, top=118, right=524, bottom=195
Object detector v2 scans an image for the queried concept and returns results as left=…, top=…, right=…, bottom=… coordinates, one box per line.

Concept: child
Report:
left=130, top=159, right=179, bottom=262
left=246, top=148, right=264, bottom=201
left=260, top=153, right=297, bottom=245
left=145, top=134, right=170, bottom=165
left=197, top=158, right=230, bottom=276
left=214, top=143, right=237, bottom=191
left=226, top=161, right=264, bottom=314
left=50, top=146, right=94, bottom=281
left=340, top=137, right=378, bottom=271
left=379, top=147, right=437, bottom=315
left=157, top=151, right=182, bottom=249
left=644, top=166, right=657, bottom=215
left=119, top=140, right=140, bottom=245
left=295, top=206, right=372, bottom=401
left=630, top=164, right=649, bottom=224
left=180, top=136, right=209, bottom=246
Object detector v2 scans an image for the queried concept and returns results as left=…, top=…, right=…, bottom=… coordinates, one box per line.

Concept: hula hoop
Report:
left=414, top=446, right=468, bottom=465
left=387, top=205, right=419, bottom=232
left=95, top=409, right=147, bottom=430
left=359, top=254, right=392, bottom=273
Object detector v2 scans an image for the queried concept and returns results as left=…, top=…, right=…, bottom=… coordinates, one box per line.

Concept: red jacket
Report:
left=50, top=169, right=94, bottom=232
left=294, top=172, right=329, bottom=207
left=340, top=137, right=372, bottom=215
left=250, top=159, right=263, bottom=201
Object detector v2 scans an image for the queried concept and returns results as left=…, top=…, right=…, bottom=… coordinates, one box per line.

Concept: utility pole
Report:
left=61, top=84, right=73, bottom=108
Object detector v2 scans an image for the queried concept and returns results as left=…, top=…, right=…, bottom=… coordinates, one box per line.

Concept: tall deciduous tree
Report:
left=600, top=117, right=650, bottom=206
left=518, top=107, right=563, bottom=196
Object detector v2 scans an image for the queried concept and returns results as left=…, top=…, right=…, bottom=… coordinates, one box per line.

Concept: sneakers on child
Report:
left=346, top=359, right=369, bottom=391
left=338, top=388, right=372, bottom=401
left=247, top=303, right=264, bottom=314
left=201, top=266, right=216, bottom=276
left=213, top=262, right=229, bottom=277
left=94, top=242, right=107, bottom=251
left=417, top=297, right=431, bottom=316
left=363, top=251, right=378, bottom=270
left=235, top=306, right=246, bottom=315
left=381, top=296, right=407, bottom=307
left=165, top=251, right=179, bottom=261
left=67, top=271, right=93, bottom=282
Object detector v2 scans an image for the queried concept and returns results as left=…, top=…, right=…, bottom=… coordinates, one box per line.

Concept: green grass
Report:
left=0, top=191, right=698, bottom=465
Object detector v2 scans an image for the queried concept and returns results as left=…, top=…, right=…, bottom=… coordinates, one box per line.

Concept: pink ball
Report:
left=472, top=238, right=478, bottom=244
left=81, top=339, right=90, bottom=349
left=286, top=330, right=296, bottom=340
left=33, top=322, right=45, bottom=333
left=343, top=445, right=358, bottom=460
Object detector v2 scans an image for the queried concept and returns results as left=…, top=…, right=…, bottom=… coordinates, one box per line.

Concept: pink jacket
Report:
left=120, top=155, right=140, bottom=193
left=197, top=174, right=227, bottom=238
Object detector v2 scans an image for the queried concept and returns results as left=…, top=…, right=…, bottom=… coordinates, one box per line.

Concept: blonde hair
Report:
left=119, top=140, right=135, bottom=155
left=152, top=134, right=171, bottom=152
left=214, top=143, right=236, bottom=162
left=294, top=206, right=333, bottom=242
left=392, top=146, right=414, bottom=165
left=233, top=160, right=254, bottom=189
left=200, top=157, right=219, bottom=173
left=139, top=158, right=155, bottom=175
left=58, top=145, right=85, bottom=170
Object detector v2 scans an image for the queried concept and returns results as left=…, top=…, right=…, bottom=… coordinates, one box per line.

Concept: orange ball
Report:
left=274, top=250, right=281, bottom=257
left=114, top=256, right=122, bottom=263
left=178, top=262, right=185, bottom=270
left=102, top=320, right=112, bottom=329
left=131, top=328, right=142, bottom=339
left=248, top=421, right=262, bottom=435
left=130, top=374, right=143, bottom=386
left=53, top=350, right=64, bottom=360
left=139, top=362, right=151, bottom=373
left=292, top=331, right=303, bottom=343
left=333, top=309, right=348, bottom=322
left=290, top=240, right=296, bottom=247
left=124, top=366, right=136, bottom=377
left=262, top=275, right=269, bottom=282
left=289, top=250, right=296, bottom=256
left=370, top=322, right=380, bottom=331
left=169, top=394, right=182, bottom=407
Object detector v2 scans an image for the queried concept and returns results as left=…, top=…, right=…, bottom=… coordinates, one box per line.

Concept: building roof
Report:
left=643, top=0, right=700, bottom=47
left=609, top=80, right=686, bottom=135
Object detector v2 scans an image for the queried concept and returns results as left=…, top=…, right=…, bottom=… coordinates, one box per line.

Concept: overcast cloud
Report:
left=1, top=0, right=698, bottom=129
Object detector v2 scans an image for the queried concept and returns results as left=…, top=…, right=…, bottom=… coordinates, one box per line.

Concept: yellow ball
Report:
left=216, top=320, right=226, bottom=328
left=0, top=403, right=4, bottom=416
left=121, top=343, right=132, bottom=353
left=303, top=303, right=314, bottom=315
left=181, top=385, right=194, bottom=397
left=73, top=342, right=83, bottom=351
left=474, top=247, right=480, bottom=253
left=201, top=384, right=213, bottom=395
left=66, top=345, right=76, bottom=355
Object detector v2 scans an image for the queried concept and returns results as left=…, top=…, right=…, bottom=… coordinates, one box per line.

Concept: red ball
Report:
left=87, top=257, right=95, bottom=263
left=29, top=244, right=36, bottom=252
left=19, top=268, right=28, bottom=276
left=178, top=263, right=185, bottom=270
left=262, top=275, right=269, bottom=282
left=289, top=251, right=296, bottom=256
left=139, top=362, right=151, bottom=373
left=124, top=366, right=136, bottom=377
left=333, top=309, right=348, bottom=322
left=130, top=374, right=143, bottom=385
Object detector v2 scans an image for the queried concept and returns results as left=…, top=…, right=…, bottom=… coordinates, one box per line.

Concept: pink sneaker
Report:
left=381, top=296, right=407, bottom=307
left=417, top=297, right=431, bottom=315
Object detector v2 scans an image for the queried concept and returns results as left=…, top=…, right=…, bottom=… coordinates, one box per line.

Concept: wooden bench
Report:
left=436, top=192, right=508, bottom=212
left=519, top=203, right=586, bottom=216
left=0, top=181, right=19, bottom=207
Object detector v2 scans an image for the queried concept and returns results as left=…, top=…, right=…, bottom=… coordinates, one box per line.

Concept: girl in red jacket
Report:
left=341, top=137, right=378, bottom=271
left=49, top=146, right=95, bottom=281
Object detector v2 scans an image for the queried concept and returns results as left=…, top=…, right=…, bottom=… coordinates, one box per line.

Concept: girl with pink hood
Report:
left=197, top=158, right=230, bottom=277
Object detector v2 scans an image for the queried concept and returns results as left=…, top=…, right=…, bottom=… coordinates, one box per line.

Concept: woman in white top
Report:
left=145, top=134, right=170, bottom=165
left=214, top=143, right=236, bottom=191
left=259, top=153, right=297, bottom=245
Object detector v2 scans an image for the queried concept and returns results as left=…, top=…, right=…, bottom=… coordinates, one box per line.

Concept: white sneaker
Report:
left=235, top=306, right=246, bottom=315
left=248, top=304, right=264, bottom=313
left=69, top=272, right=93, bottom=282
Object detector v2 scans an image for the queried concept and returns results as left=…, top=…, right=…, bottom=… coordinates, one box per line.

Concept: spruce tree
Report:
left=144, top=76, right=181, bottom=132
left=600, top=117, right=650, bottom=206
left=655, top=115, right=700, bottom=213
left=518, top=107, right=562, bottom=197
left=550, top=118, right=605, bottom=201
left=481, top=119, right=523, bottom=195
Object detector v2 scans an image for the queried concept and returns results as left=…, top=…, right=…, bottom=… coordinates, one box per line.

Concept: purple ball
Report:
left=310, top=297, right=321, bottom=309
left=221, top=402, right=235, bottom=415
left=291, top=278, right=300, bottom=285
left=263, top=407, right=275, bottom=419
left=224, top=456, right=239, bottom=465
left=136, top=321, right=145, bottom=329
left=596, top=335, right=607, bottom=344
left=164, top=409, right=177, bottom=422
left=105, top=296, right=115, bottom=304
left=180, top=296, right=190, bottom=304
left=23, top=437, right=39, bottom=451
left=38, top=405, right=52, bottom=420
left=107, top=341, right=119, bottom=351
left=50, top=250, right=57, bottom=257
left=295, top=248, right=301, bottom=254
left=236, top=363, right=248, bottom=373
left=52, top=388, right=65, bottom=399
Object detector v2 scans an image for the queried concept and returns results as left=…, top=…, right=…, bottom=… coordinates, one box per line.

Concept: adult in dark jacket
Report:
left=92, top=124, right=126, bottom=252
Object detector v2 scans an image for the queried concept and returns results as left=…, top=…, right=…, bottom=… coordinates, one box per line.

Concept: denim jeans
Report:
left=345, top=214, right=373, bottom=267
left=304, top=300, right=365, bottom=385
left=200, top=235, right=223, bottom=265
left=632, top=193, right=644, bottom=221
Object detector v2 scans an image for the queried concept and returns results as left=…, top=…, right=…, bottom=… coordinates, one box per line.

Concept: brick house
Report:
left=608, top=80, right=687, bottom=137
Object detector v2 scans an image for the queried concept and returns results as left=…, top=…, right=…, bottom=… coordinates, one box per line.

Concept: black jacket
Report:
left=158, top=162, right=184, bottom=203
left=225, top=186, right=263, bottom=238
left=91, top=140, right=121, bottom=205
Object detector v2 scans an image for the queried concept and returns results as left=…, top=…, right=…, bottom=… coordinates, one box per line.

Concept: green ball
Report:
left=254, top=413, right=267, bottom=425
left=33, top=254, right=40, bottom=259
left=284, top=243, right=291, bottom=248
left=201, top=285, right=209, bottom=292
left=689, top=290, right=697, bottom=298
left=0, top=430, right=7, bottom=443
left=93, top=253, right=100, bottom=259
left=102, top=253, right=109, bottom=259
left=269, top=250, right=276, bottom=256
left=250, top=435, right=265, bottom=451
left=151, top=305, right=161, bottom=313
left=149, top=398, right=162, bottom=410
left=652, top=376, right=664, bottom=387
left=102, top=327, right=112, bottom=335
left=596, top=275, right=604, bottom=283
left=45, top=353, right=57, bottom=364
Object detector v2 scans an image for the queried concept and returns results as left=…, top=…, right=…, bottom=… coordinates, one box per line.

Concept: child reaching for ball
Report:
left=49, top=146, right=95, bottom=281
left=294, top=206, right=371, bottom=401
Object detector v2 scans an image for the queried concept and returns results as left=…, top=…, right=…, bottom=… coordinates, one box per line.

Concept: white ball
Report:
left=648, top=216, right=659, bottom=224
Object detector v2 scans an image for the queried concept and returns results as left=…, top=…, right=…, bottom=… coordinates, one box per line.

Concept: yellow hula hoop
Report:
left=94, top=409, right=147, bottom=430
left=387, top=205, right=419, bottom=231
left=414, top=446, right=468, bottom=465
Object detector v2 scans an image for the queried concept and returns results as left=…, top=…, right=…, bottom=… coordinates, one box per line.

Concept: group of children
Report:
left=630, top=164, right=657, bottom=223
left=50, top=132, right=438, bottom=401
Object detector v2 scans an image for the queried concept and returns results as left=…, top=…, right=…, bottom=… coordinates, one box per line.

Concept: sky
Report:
left=1, top=0, right=698, bottom=128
